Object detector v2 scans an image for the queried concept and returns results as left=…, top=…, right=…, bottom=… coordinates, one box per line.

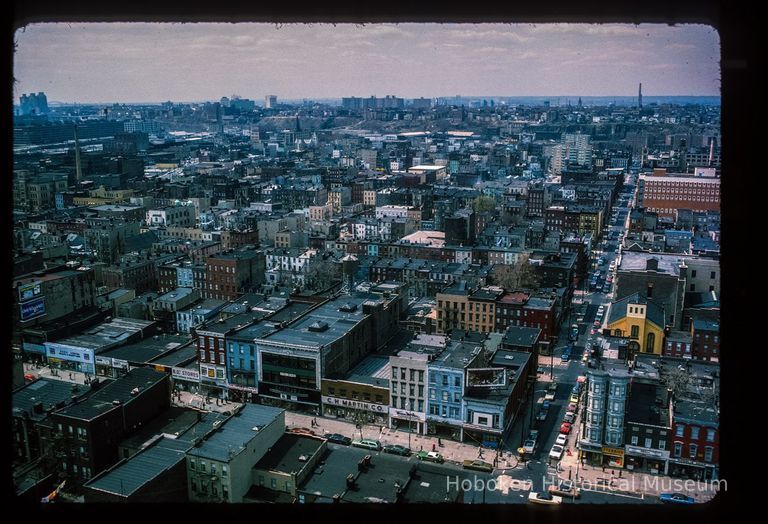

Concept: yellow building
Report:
left=605, top=293, right=665, bottom=354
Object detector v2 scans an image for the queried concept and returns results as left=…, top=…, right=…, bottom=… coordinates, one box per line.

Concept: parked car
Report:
left=567, top=402, right=578, bottom=413
left=351, top=439, right=382, bottom=451
left=660, top=493, right=696, bottom=504
left=563, top=412, right=576, bottom=424
left=544, top=388, right=556, bottom=401
left=528, top=491, right=562, bottom=505
left=522, top=439, right=536, bottom=454
left=548, top=480, right=581, bottom=498
left=324, top=433, right=352, bottom=445
left=416, top=450, right=445, bottom=463
left=559, top=422, right=572, bottom=434
left=463, top=459, right=494, bottom=472
left=569, top=392, right=579, bottom=404
left=555, top=433, right=568, bottom=446
left=382, top=444, right=412, bottom=456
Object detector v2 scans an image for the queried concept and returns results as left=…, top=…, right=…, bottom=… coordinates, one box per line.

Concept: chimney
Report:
left=346, top=474, right=356, bottom=488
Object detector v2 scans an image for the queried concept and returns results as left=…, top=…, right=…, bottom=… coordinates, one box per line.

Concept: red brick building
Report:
left=203, top=247, right=265, bottom=301
left=638, top=170, right=720, bottom=218
left=669, top=397, right=719, bottom=480
left=691, top=319, right=720, bottom=361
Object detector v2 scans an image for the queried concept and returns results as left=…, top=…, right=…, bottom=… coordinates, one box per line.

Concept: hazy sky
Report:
left=13, top=23, right=720, bottom=103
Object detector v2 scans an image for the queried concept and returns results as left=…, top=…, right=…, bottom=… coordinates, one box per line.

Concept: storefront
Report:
left=602, top=446, right=625, bottom=468
left=578, top=442, right=603, bottom=466
left=44, top=342, right=95, bottom=374
left=322, top=395, right=389, bottom=425
left=389, top=408, right=426, bottom=435
left=625, top=445, right=669, bottom=475
left=228, top=383, right=259, bottom=403
left=171, top=365, right=200, bottom=393
left=427, top=419, right=464, bottom=441
left=199, top=364, right=229, bottom=400
left=668, top=457, right=716, bottom=481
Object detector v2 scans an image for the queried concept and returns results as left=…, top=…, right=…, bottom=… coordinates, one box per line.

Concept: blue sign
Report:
left=20, top=297, right=45, bottom=321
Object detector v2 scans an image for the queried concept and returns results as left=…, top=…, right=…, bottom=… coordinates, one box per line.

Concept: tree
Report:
left=662, top=364, right=692, bottom=400
left=471, top=195, right=496, bottom=213
left=492, top=255, right=542, bottom=291
left=305, top=257, right=341, bottom=291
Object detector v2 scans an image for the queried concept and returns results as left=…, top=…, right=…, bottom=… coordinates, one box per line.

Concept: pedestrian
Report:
left=602, top=465, right=605, bottom=472
left=432, top=443, right=436, bottom=452
left=438, top=438, right=442, bottom=447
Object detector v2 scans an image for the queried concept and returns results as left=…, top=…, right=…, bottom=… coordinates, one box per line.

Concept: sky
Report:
left=13, top=23, right=720, bottom=104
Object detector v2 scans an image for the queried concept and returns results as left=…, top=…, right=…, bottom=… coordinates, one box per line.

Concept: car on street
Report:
left=522, top=439, right=536, bottom=454
left=563, top=412, right=576, bottom=424
left=569, top=392, right=579, bottom=404
left=560, top=352, right=570, bottom=363
left=382, top=444, right=412, bottom=456
left=567, top=402, right=578, bottom=413
left=593, top=320, right=601, bottom=327
left=559, top=422, right=572, bottom=434
left=463, top=459, right=494, bottom=472
left=324, top=433, right=352, bottom=445
left=555, top=433, right=568, bottom=446
left=416, top=450, right=445, bottom=463
left=528, top=491, right=562, bottom=505
left=548, top=480, right=581, bottom=498
left=351, top=439, right=382, bottom=451
left=537, top=366, right=546, bottom=374
left=660, top=493, right=696, bottom=504
left=544, top=383, right=557, bottom=401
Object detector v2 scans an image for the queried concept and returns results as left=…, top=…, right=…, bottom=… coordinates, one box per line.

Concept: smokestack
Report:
left=74, top=125, right=83, bottom=185
left=638, top=83, right=643, bottom=109
left=708, top=137, right=715, bottom=166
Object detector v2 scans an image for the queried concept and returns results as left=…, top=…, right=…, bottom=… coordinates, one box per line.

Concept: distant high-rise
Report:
left=638, top=83, right=643, bottom=109
left=18, top=92, right=49, bottom=116
left=265, top=95, right=277, bottom=109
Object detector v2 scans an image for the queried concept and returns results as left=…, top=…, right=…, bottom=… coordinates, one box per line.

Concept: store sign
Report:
left=18, top=282, right=42, bottom=302
left=172, top=367, right=200, bottom=381
left=229, top=383, right=259, bottom=394
left=20, top=298, right=46, bottom=321
left=45, top=343, right=93, bottom=364
left=112, top=359, right=129, bottom=370
left=625, top=445, right=670, bottom=460
left=95, top=356, right=112, bottom=366
left=389, top=408, right=426, bottom=422
left=22, top=341, right=46, bottom=354
left=602, top=446, right=625, bottom=458
left=322, top=395, right=387, bottom=414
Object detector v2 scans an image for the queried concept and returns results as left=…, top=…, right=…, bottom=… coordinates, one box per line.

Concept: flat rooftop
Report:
left=254, top=432, right=325, bottom=475
left=187, top=404, right=284, bottom=462
left=99, top=335, right=192, bottom=365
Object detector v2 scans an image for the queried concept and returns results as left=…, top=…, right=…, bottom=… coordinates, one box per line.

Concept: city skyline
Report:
left=13, top=23, right=720, bottom=104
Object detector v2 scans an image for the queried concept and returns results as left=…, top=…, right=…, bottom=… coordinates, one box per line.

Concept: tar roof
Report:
left=13, top=377, right=111, bottom=421
left=254, top=433, right=325, bottom=474
left=55, top=368, right=167, bottom=421
left=187, top=404, right=283, bottom=462
left=52, top=317, right=156, bottom=351
left=298, top=446, right=370, bottom=498
left=84, top=437, right=191, bottom=497
left=502, top=326, right=542, bottom=347
left=618, top=251, right=689, bottom=275
left=432, top=341, right=481, bottom=370
left=341, top=452, right=413, bottom=503
left=119, top=406, right=202, bottom=450
left=149, top=344, right=198, bottom=368
left=674, top=398, right=718, bottom=426
left=99, top=335, right=192, bottom=365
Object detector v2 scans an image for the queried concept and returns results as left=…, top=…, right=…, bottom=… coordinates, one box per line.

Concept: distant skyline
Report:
left=13, top=23, right=720, bottom=104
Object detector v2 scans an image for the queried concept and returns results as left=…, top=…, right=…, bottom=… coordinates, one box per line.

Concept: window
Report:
left=710, top=271, right=716, bottom=279
left=418, top=400, right=423, bottom=412
left=631, top=435, right=638, bottom=446
left=647, top=283, right=653, bottom=298
left=401, top=369, right=406, bottom=380
left=707, top=429, right=715, bottom=442
left=454, top=376, right=461, bottom=387
left=191, top=479, right=198, bottom=492
left=418, top=370, right=424, bottom=383
left=418, top=385, right=424, bottom=397
left=478, top=416, right=489, bottom=425
left=392, top=396, right=398, bottom=407
left=430, top=389, right=436, bottom=400
left=271, top=478, right=277, bottom=489
left=630, top=325, right=639, bottom=339
left=190, top=458, right=196, bottom=471
left=391, top=381, right=397, bottom=392
left=409, top=384, right=415, bottom=396
left=442, top=375, right=448, bottom=386
left=644, top=437, right=652, bottom=448
left=658, top=440, right=666, bottom=451
left=222, top=465, right=227, bottom=477
left=704, top=446, right=713, bottom=462
left=689, top=444, right=698, bottom=458
left=690, top=426, right=700, bottom=440
left=200, top=461, right=207, bottom=472
left=392, top=366, right=398, bottom=378
left=400, top=383, right=405, bottom=395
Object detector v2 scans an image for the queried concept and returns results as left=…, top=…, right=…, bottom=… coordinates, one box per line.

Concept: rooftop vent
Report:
left=308, top=321, right=329, bottom=332
left=130, top=387, right=140, bottom=396
left=339, top=302, right=358, bottom=313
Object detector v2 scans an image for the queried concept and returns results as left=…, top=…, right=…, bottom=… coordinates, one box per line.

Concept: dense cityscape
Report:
left=11, top=89, right=722, bottom=505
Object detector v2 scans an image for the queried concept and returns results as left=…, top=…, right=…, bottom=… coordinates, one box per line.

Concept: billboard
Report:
left=20, top=297, right=46, bottom=321
left=18, top=282, right=42, bottom=303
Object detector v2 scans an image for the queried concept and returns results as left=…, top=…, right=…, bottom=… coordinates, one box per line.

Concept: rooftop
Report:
left=50, top=317, right=156, bottom=352
left=626, top=382, right=670, bottom=427
left=187, top=404, right=284, bottom=462
left=13, top=377, right=111, bottom=421
left=99, top=335, right=192, bottom=365
left=55, top=367, right=167, bottom=422
left=254, top=432, right=325, bottom=475
left=501, top=326, right=542, bottom=348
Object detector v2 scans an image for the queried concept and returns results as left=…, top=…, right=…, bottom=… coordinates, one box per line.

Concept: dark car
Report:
left=463, top=459, right=494, bottom=473
left=324, top=433, right=352, bottom=445
left=383, top=444, right=412, bottom=457
left=660, top=493, right=695, bottom=504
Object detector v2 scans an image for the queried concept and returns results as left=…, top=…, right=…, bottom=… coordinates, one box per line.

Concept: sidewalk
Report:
left=284, top=412, right=519, bottom=471
left=556, top=444, right=719, bottom=502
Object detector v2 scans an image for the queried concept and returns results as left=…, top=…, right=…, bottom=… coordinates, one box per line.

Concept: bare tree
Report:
left=662, top=365, right=692, bottom=400
left=492, top=255, right=542, bottom=290
left=305, top=257, right=341, bottom=291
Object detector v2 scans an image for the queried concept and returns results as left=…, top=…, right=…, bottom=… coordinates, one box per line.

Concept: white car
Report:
left=555, top=434, right=568, bottom=446
left=528, top=491, right=563, bottom=505
left=549, top=444, right=564, bottom=460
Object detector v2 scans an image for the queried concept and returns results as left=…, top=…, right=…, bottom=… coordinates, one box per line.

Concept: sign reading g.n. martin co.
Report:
left=322, top=395, right=387, bottom=413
